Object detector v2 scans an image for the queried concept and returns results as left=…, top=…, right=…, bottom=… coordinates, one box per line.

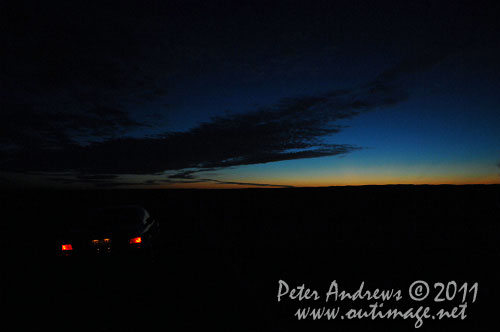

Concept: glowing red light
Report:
left=62, top=244, right=73, bottom=251
left=129, top=237, right=142, bottom=244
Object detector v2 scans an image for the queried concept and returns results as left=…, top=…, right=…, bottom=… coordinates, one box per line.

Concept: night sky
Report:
left=2, top=1, right=500, bottom=188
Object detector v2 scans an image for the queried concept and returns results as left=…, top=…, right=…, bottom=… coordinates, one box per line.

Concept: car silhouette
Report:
left=58, top=205, right=160, bottom=261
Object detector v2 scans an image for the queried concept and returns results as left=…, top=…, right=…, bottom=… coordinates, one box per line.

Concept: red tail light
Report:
left=129, top=237, right=142, bottom=244
left=61, top=244, right=73, bottom=251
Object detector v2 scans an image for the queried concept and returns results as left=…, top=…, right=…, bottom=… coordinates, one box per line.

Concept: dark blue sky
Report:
left=1, top=1, right=500, bottom=188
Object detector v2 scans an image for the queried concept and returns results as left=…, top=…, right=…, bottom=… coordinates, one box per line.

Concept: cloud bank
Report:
left=0, top=50, right=452, bottom=187
left=1, top=1, right=475, bottom=187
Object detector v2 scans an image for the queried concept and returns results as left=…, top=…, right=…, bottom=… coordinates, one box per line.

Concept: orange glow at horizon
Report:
left=156, top=174, right=500, bottom=189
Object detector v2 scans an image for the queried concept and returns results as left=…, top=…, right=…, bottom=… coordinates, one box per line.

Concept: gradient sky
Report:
left=1, top=1, right=500, bottom=188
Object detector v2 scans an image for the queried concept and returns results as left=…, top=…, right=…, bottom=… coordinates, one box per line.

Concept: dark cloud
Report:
left=45, top=175, right=293, bottom=189
left=76, top=174, right=119, bottom=181
left=3, top=1, right=487, bottom=187
left=168, top=169, right=220, bottom=180
left=159, top=168, right=294, bottom=188
left=0, top=68, right=411, bottom=178
left=0, top=103, right=147, bottom=151
left=0, top=37, right=450, bottom=183
left=0, top=39, right=453, bottom=187
left=198, top=179, right=294, bottom=188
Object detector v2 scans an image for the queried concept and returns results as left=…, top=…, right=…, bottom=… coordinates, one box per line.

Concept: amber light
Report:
left=62, top=244, right=73, bottom=251
left=129, top=237, right=142, bottom=244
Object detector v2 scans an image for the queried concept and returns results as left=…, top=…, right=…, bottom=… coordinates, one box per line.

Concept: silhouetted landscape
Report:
left=1, top=185, right=499, bottom=330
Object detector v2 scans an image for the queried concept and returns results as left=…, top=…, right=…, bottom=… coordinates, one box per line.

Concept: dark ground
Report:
left=1, top=185, right=499, bottom=331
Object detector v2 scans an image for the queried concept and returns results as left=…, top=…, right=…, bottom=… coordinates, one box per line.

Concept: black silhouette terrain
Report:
left=1, top=185, right=499, bottom=331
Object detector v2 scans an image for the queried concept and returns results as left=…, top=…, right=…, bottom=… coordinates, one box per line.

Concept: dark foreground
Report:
left=1, top=185, right=499, bottom=331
